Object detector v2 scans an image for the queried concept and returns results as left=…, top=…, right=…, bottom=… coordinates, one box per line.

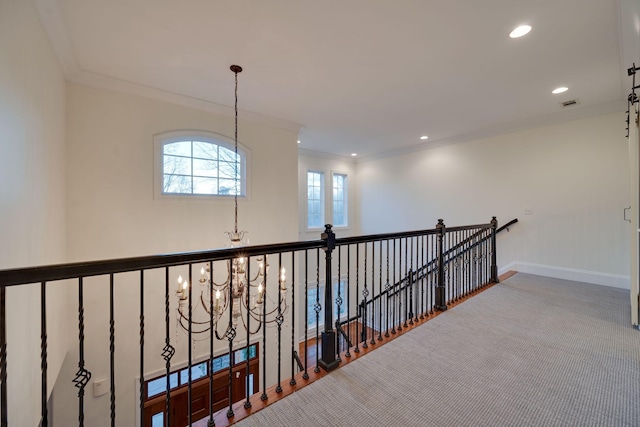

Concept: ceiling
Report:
left=35, top=0, right=636, bottom=159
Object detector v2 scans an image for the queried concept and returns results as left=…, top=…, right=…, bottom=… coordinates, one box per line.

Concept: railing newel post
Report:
left=490, top=217, right=499, bottom=284
left=435, top=219, right=448, bottom=311
left=319, top=224, right=339, bottom=371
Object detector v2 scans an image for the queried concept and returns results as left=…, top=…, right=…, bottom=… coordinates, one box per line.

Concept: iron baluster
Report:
left=245, top=259, right=252, bottom=409
left=314, top=249, right=320, bottom=373
left=354, top=244, right=360, bottom=353
left=391, top=238, right=397, bottom=334
left=276, top=253, right=283, bottom=393
left=226, top=260, right=237, bottom=416
left=345, top=245, right=351, bottom=358
left=404, top=237, right=409, bottom=329
left=109, top=274, right=116, bottom=427
left=303, top=250, right=309, bottom=380
left=336, top=245, right=342, bottom=361
left=398, top=238, right=403, bottom=332
left=370, top=241, right=376, bottom=345
left=40, top=281, right=47, bottom=427
left=362, top=242, right=368, bottom=349
left=420, top=235, right=425, bottom=319
left=0, top=283, right=5, bottom=427
left=0, top=285, right=9, bottom=427
left=261, top=255, right=268, bottom=402
left=384, top=239, right=390, bottom=338
left=212, top=260, right=220, bottom=423
left=410, top=237, right=414, bottom=322
left=162, top=268, right=175, bottom=427
left=74, top=277, right=91, bottom=427
left=188, top=265, right=195, bottom=423
left=290, top=251, right=297, bottom=386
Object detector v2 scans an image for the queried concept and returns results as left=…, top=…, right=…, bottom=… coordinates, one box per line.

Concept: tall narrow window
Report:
left=307, top=171, right=324, bottom=228
left=332, top=173, right=348, bottom=227
left=154, top=131, right=249, bottom=199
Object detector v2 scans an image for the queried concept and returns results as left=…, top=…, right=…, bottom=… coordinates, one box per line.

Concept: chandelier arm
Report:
left=239, top=309, right=262, bottom=335
left=178, top=315, right=213, bottom=334
left=210, top=279, right=230, bottom=288
left=177, top=308, right=221, bottom=326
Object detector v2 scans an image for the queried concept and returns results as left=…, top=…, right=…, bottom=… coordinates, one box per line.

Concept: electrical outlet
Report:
left=524, top=207, right=533, bottom=215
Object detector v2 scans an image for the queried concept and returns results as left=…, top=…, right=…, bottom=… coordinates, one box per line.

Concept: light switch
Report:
left=93, top=378, right=108, bottom=398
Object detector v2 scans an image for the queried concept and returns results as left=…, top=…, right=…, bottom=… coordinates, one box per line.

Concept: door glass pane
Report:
left=151, top=412, right=164, bottom=427
left=247, top=373, right=254, bottom=395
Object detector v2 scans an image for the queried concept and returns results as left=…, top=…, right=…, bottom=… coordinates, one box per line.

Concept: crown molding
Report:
left=298, top=148, right=356, bottom=163
left=33, top=0, right=303, bottom=134
left=358, top=99, right=627, bottom=163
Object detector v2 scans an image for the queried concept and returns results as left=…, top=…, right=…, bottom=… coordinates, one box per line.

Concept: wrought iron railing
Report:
left=0, top=217, right=515, bottom=427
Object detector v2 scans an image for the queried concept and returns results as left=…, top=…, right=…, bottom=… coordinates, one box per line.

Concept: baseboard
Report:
left=500, top=261, right=630, bottom=289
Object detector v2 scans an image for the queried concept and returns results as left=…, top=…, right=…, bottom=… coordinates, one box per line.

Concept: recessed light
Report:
left=419, top=135, right=429, bottom=140
left=552, top=87, right=568, bottom=94
left=509, top=25, right=531, bottom=38
left=297, top=140, right=301, bottom=144
left=351, top=153, right=357, bottom=157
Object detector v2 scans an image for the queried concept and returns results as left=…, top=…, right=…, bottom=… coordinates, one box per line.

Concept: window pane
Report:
left=218, top=179, right=238, bottom=195
left=192, top=141, right=217, bottom=160
left=164, top=141, right=191, bottom=156
left=192, top=158, right=218, bottom=178
left=309, top=214, right=321, bottom=228
left=147, top=373, right=179, bottom=398
left=193, top=177, right=218, bottom=194
left=249, top=344, right=256, bottom=359
left=332, top=174, right=347, bottom=226
left=212, top=354, right=230, bottom=373
left=218, top=146, right=238, bottom=163
left=219, top=161, right=238, bottom=180
left=163, top=174, right=191, bottom=194
left=180, top=362, right=208, bottom=384
left=307, top=171, right=324, bottom=228
left=235, top=348, right=248, bottom=364
left=164, top=155, right=191, bottom=175
left=334, top=212, right=344, bottom=226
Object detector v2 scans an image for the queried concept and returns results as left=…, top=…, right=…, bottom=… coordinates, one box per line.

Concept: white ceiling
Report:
left=35, top=0, right=636, bottom=159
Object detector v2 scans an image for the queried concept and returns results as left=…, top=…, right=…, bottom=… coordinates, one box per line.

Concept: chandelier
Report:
left=175, top=65, right=288, bottom=337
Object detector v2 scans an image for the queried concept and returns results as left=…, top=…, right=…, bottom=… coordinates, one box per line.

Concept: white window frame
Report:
left=331, top=172, right=348, bottom=228
left=306, top=170, right=325, bottom=229
left=153, top=130, right=251, bottom=200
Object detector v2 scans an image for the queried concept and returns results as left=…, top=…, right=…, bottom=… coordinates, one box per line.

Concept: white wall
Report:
left=50, top=84, right=299, bottom=427
left=357, top=112, right=630, bottom=288
left=0, top=0, right=69, bottom=425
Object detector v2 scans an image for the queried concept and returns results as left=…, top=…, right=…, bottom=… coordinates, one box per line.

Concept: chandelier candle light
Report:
left=175, top=65, right=288, bottom=337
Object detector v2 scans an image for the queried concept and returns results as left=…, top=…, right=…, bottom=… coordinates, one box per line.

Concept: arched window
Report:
left=154, top=131, right=248, bottom=198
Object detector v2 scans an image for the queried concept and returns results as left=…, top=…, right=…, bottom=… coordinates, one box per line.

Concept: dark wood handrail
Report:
left=0, top=219, right=518, bottom=287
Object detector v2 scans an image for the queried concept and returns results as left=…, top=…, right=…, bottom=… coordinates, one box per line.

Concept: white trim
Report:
left=298, top=148, right=356, bottom=163
left=500, top=261, right=630, bottom=289
left=357, top=99, right=627, bottom=163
